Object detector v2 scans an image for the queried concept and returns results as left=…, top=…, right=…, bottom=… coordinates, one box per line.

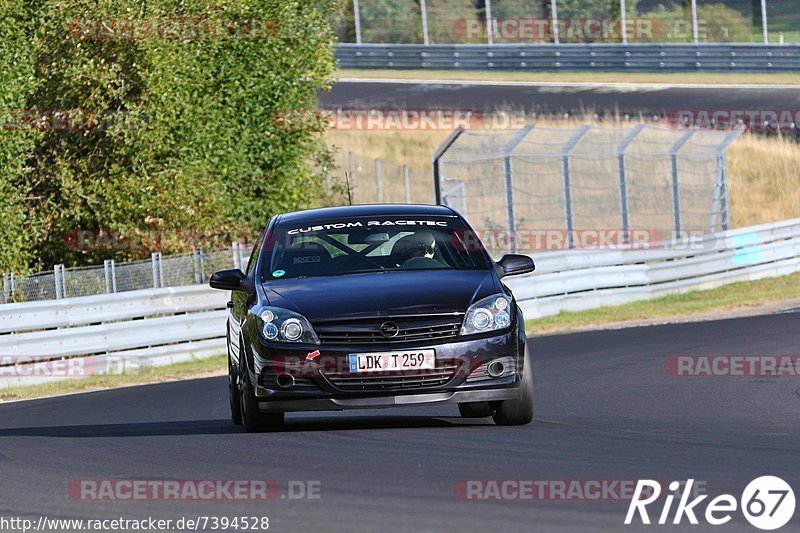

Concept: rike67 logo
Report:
left=625, top=477, right=795, bottom=530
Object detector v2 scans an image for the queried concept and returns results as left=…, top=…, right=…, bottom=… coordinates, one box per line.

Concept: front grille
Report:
left=323, top=361, right=461, bottom=391
left=313, top=313, right=464, bottom=345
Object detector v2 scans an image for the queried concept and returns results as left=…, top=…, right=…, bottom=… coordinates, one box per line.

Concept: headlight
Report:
left=253, top=307, right=320, bottom=344
left=460, top=294, right=513, bottom=336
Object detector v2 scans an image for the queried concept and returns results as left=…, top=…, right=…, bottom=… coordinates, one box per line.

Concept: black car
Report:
left=210, top=204, right=535, bottom=432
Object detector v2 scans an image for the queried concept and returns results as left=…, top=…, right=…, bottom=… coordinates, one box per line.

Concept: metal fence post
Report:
left=348, top=151, right=357, bottom=203
left=669, top=131, right=695, bottom=238
left=432, top=127, right=465, bottom=204
left=403, top=165, right=411, bottom=203
left=103, top=259, right=116, bottom=294
left=2, top=273, right=9, bottom=304
left=761, top=0, right=769, bottom=44
left=232, top=241, right=242, bottom=270
left=375, top=158, right=383, bottom=203
left=502, top=126, right=534, bottom=253
left=550, top=0, right=560, bottom=45
left=562, top=126, right=592, bottom=249
left=620, top=0, right=627, bottom=45
left=420, top=0, right=429, bottom=45
left=485, top=0, right=494, bottom=45
left=152, top=252, right=163, bottom=289
left=617, top=125, right=645, bottom=243
left=690, top=0, right=699, bottom=44
left=54, top=264, right=65, bottom=299
left=714, top=130, right=744, bottom=232
left=353, top=0, right=362, bottom=44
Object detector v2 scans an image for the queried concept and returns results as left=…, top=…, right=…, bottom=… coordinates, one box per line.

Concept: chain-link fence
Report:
left=338, top=0, right=798, bottom=45
left=434, top=125, right=743, bottom=255
left=1, top=246, right=253, bottom=305
left=328, top=150, right=435, bottom=205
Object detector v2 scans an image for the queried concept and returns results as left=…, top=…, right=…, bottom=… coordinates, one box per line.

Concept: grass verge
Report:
left=0, top=353, right=226, bottom=403
left=526, top=271, right=800, bottom=336
left=337, top=69, right=800, bottom=86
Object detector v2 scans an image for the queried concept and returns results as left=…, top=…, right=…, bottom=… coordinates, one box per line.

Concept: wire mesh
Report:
left=437, top=124, right=743, bottom=254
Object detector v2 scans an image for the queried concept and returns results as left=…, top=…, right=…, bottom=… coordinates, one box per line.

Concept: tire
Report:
left=458, top=402, right=492, bottom=418
left=239, top=348, right=284, bottom=432
left=228, top=348, right=243, bottom=425
left=492, top=345, right=534, bottom=426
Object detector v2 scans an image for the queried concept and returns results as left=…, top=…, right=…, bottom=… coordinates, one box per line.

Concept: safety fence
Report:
left=1, top=246, right=251, bottom=305
left=2, top=217, right=799, bottom=389
left=434, top=125, right=743, bottom=255
left=336, top=43, right=800, bottom=72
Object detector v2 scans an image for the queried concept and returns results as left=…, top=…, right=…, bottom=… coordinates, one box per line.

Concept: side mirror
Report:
left=497, top=254, right=535, bottom=277
left=209, top=269, right=246, bottom=290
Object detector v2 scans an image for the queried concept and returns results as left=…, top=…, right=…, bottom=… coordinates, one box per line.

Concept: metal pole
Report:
left=110, top=260, right=117, bottom=293
left=550, top=0, right=560, bottom=45
left=375, top=159, right=383, bottom=203
left=485, top=0, right=494, bottom=45
left=620, top=0, right=627, bottom=45
left=669, top=131, right=695, bottom=239
left=104, top=259, right=113, bottom=294
left=152, top=252, right=161, bottom=288
left=348, top=151, right=357, bottom=203
left=761, top=0, right=769, bottom=44
left=718, top=155, right=731, bottom=231
left=9, top=272, right=14, bottom=298
left=420, top=0, right=430, bottom=45
left=502, top=126, right=534, bottom=254
left=353, top=0, right=362, bottom=44
left=561, top=126, right=592, bottom=249
left=2, top=273, right=8, bottom=303
left=232, top=242, right=241, bottom=270
left=403, top=165, right=411, bottom=203
left=690, top=0, right=699, bottom=44
left=54, top=265, right=65, bottom=299
left=617, top=124, right=645, bottom=244
left=432, top=126, right=466, bottom=204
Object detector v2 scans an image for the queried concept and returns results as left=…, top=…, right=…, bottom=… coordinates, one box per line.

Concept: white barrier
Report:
left=1, top=218, right=799, bottom=389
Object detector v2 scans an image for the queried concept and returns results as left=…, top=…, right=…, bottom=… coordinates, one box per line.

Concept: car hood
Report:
left=263, top=270, right=499, bottom=321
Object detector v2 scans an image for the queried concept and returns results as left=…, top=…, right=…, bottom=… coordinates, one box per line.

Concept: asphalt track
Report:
left=320, top=79, right=800, bottom=117
left=2, top=311, right=799, bottom=532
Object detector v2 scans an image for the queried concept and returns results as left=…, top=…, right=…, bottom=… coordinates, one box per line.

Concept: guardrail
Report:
left=336, top=43, right=800, bottom=72
left=506, top=218, right=800, bottom=318
left=0, top=285, right=228, bottom=388
left=1, top=218, right=799, bottom=389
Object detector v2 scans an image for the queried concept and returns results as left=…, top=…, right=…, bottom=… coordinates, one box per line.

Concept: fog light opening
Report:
left=275, top=374, right=295, bottom=389
left=487, top=361, right=505, bottom=378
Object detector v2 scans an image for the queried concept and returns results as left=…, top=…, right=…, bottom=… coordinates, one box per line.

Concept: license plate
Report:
left=348, top=350, right=435, bottom=373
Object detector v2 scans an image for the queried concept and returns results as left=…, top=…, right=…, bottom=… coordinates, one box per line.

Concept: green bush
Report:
left=0, top=0, right=336, bottom=273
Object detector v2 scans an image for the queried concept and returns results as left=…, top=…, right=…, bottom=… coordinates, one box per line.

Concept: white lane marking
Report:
left=338, top=77, right=800, bottom=91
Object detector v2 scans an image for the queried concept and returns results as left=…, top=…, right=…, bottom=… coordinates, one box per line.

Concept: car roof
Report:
left=275, top=204, right=458, bottom=226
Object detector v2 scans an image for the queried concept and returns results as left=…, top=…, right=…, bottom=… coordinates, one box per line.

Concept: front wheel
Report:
left=492, top=345, right=534, bottom=426
left=239, top=349, right=284, bottom=432
left=228, top=353, right=243, bottom=425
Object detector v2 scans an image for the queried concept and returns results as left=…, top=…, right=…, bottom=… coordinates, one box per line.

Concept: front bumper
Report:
left=256, top=388, right=518, bottom=413
left=246, top=325, right=524, bottom=413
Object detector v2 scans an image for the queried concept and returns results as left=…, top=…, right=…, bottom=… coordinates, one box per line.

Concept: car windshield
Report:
left=262, top=216, right=488, bottom=280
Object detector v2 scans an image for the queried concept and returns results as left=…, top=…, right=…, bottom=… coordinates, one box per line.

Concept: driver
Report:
left=390, top=231, right=437, bottom=267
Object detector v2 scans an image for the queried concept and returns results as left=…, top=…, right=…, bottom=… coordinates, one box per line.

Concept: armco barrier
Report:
left=336, top=43, right=800, bottom=72
left=1, top=218, right=799, bottom=389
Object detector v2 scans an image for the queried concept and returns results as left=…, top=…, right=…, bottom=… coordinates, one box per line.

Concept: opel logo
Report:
left=380, top=321, right=400, bottom=338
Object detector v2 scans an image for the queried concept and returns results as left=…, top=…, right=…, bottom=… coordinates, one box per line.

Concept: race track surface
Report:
left=320, top=80, right=800, bottom=117
left=1, top=312, right=799, bottom=532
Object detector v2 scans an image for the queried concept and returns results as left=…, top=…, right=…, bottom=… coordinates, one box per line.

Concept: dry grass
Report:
left=727, top=135, right=800, bottom=227
left=326, top=124, right=800, bottom=227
